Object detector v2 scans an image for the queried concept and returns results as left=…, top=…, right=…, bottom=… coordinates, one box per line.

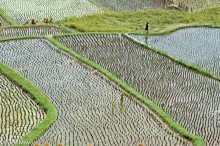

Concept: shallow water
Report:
left=130, top=27, right=220, bottom=77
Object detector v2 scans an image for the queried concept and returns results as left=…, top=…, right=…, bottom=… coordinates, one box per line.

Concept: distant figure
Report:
left=145, top=22, right=149, bottom=33
left=31, top=19, right=36, bottom=24
left=44, top=18, right=49, bottom=23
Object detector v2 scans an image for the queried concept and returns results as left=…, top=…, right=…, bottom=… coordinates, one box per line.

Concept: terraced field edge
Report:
left=47, top=36, right=205, bottom=146
left=124, top=33, right=220, bottom=83
left=129, top=24, right=220, bottom=36
left=53, top=31, right=120, bottom=38
left=1, top=24, right=75, bottom=34
left=0, top=7, right=18, bottom=25
left=0, top=63, right=57, bottom=146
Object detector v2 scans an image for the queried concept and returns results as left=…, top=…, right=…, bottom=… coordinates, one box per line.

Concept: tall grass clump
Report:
left=63, top=6, right=220, bottom=33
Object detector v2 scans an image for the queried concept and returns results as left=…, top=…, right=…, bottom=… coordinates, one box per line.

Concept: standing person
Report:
left=145, top=22, right=149, bottom=33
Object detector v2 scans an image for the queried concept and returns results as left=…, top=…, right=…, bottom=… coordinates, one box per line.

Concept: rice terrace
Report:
left=0, top=0, right=220, bottom=146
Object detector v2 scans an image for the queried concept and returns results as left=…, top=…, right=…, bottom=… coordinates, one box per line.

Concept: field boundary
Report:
left=0, top=7, right=18, bottom=25
left=0, top=63, right=57, bottom=146
left=128, top=24, right=220, bottom=36
left=53, top=31, right=120, bottom=38
left=53, top=25, right=220, bottom=37
left=0, top=24, right=75, bottom=33
left=124, top=33, right=220, bottom=82
left=47, top=36, right=205, bottom=146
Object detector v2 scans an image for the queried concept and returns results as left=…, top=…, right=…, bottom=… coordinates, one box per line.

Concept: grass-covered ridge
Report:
left=46, top=36, right=205, bottom=146
left=63, top=6, right=220, bottom=34
left=0, top=63, right=57, bottom=146
left=0, top=7, right=18, bottom=25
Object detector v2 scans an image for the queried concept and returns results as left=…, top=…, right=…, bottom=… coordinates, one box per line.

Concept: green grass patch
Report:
left=63, top=6, right=220, bottom=34
left=0, top=7, right=18, bottom=25
left=47, top=36, right=205, bottom=146
left=0, top=63, right=57, bottom=146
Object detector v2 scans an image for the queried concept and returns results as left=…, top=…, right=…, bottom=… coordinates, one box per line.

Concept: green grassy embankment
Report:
left=0, top=62, right=57, bottom=146
left=0, top=8, right=18, bottom=25
left=62, top=6, right=220, bottom=34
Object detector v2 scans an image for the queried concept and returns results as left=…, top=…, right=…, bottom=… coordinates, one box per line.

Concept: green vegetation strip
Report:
left=47, top=36, right=205, bottom=146
left=129, top=24, right=220, bottom=36
left=52, top=31, right=119, bottom=38
left=63, top=6, right=220, bottom=34
left=0, top=7, right=18, bottom=25
left=124, top=33, right=220, bottom=82
left=0, top=63, right=57, bottom=146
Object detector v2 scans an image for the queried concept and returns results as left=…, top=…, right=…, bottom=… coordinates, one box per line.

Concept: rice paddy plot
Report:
left=0, top=0, right=103, bottom=24
left=0, top=38, right=192, bottom=146
left=130, top=27, right=220, bottom=77
left=0, top=74, right=46, bottom=146
left=0, top=26, right=69, bottom=38
left=57, top=34, right=220, bottom=145
left=95, top=0, right=165, bottom=12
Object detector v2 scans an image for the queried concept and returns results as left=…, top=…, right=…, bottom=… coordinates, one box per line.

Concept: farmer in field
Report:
left=145, top=22, right=149, bottom=33
left=145, top=23, right=148, bottom=33
left=31, top=19, right=36, bottom=24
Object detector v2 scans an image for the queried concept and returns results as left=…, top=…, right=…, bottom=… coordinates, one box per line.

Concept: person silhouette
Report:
left=145, top=22, right=149, bottom=33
